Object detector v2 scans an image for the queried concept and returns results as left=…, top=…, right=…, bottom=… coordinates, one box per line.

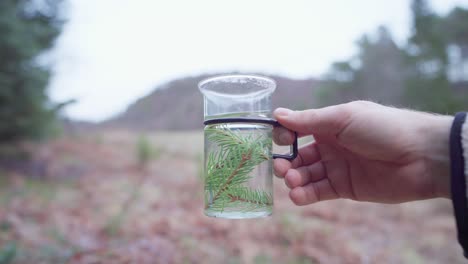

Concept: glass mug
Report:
left=198, top=75, right=298, bottom=219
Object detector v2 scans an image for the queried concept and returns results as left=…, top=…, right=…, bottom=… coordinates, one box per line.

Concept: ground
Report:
left=0, top=130, right=464, bottom=264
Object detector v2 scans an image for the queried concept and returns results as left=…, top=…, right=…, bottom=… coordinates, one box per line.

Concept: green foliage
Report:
left=403, top=0, right=467, bottom=113
left=289, top=256, right=316, bottom=264
left=253, top=254, right=273, bottom=264
left=0, top=0, right=64, bottom=143
left=135, top=135, right=160, bottom=169
left=204, top=125, right=272, bottom=212
left=103, top=213, right=124, bottom=237
left=316, top=0, right=468, bottom=114
left=0, top=220, right=11, bottom=232
left=105, top=135, right=159, bottom=235
left=316, top=26, right=406, bottom=107
left=443, top=7, right=468, bottom=45
left=0, top=242, right=16, bottom=264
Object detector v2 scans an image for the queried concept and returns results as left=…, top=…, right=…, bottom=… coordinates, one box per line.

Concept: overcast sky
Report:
left=49, top=0, right=468, bottom=122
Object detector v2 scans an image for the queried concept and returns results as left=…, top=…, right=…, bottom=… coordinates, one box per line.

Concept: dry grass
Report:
left=0, top=130, right=464, bottom=263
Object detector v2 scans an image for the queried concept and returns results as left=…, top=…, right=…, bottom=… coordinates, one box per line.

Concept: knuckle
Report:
left=302, top=109, right=317, bottom=120
left=298, top=109, right=317, bottom=132
left=349, top=100, right=375, bottom=109
left=310, top=184, right=320, bottom=202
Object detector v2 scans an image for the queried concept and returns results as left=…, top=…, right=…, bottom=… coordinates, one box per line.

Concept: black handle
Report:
left=203, top=117, right=298, bottom=161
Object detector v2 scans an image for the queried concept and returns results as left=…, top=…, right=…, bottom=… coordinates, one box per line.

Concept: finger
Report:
left=285, top=162, right=326, bottom=188
left=273, top=104, right=353, bottom=136
left=272, top=126, right=295, bottom=145
left=273, top=158, right=291, bottom=178
left=274, top=142, right=321, bottom=178
left=272, top=126, right=309, bottom=145
left=290, top=142, right=321, bottom=169
left=289, top=178, right=339, bottom=205
left=317, top=143, right=357, bottom=200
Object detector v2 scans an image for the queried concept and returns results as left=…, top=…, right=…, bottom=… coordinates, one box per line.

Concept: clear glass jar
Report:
left=199, top=75, right=297, bottom=219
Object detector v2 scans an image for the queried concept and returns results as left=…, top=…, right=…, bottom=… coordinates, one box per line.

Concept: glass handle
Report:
left=272, top=127, right=298, bottom=161
left=203, top=117, right=299, bottom=162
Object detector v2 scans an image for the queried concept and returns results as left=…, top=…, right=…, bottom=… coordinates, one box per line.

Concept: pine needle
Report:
left=204, top=125, right=272, bottom=212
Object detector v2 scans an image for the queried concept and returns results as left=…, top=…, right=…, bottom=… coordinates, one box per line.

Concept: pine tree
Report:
left=0, top=0, right=64, bottom=143
left=317, top=1, right=468, bottom=114
left=403, top=0, right=463, bottom=113
left=317, top=26, right=405, bottom=107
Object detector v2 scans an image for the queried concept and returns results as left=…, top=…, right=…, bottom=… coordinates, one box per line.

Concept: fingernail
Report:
left=274, top=108, right=292, bottom=118
left=285, top=169, right=295, bottom=188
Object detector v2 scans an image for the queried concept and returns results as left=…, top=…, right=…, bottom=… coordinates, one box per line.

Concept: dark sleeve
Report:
left=450, top=112, right=468, bottom=258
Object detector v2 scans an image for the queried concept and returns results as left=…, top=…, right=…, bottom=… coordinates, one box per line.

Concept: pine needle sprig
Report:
left=204, top=125, right=273, bottom=212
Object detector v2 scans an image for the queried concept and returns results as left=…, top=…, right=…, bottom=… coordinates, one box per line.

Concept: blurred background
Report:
left=1, top=0, right=468, bottom=263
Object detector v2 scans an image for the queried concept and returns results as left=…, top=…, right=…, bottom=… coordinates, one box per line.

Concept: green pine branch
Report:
left=204, top=125, right=273, bottom=212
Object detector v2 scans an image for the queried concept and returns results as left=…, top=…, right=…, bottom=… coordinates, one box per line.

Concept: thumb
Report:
left=273, top=105, right=352, bottom=136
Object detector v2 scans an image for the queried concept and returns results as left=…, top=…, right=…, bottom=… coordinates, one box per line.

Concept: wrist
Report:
left=422, top=114, right=453, bottom=198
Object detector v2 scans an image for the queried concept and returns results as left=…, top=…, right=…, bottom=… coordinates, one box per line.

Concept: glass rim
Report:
left=198, top=74, right=276, bottom=95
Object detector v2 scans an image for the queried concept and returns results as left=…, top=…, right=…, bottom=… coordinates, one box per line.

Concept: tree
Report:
left=403, top=0, right=468, bottom=113
left=403, top=0, right=462, bottom=113
left=317, top=26, right=405, bottom=107
left=317, top=0, right=468, bottom=114
left=0, top=0, right=65, bottom=143
left=443, top=7, right=468, bottom=85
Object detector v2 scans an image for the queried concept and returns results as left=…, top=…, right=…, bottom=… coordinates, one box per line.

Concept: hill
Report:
left=104, top=74, right=319, bottom=130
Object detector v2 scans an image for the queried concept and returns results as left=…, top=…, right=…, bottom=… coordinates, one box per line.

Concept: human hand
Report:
left=273, top=101, right=453, bottom=205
